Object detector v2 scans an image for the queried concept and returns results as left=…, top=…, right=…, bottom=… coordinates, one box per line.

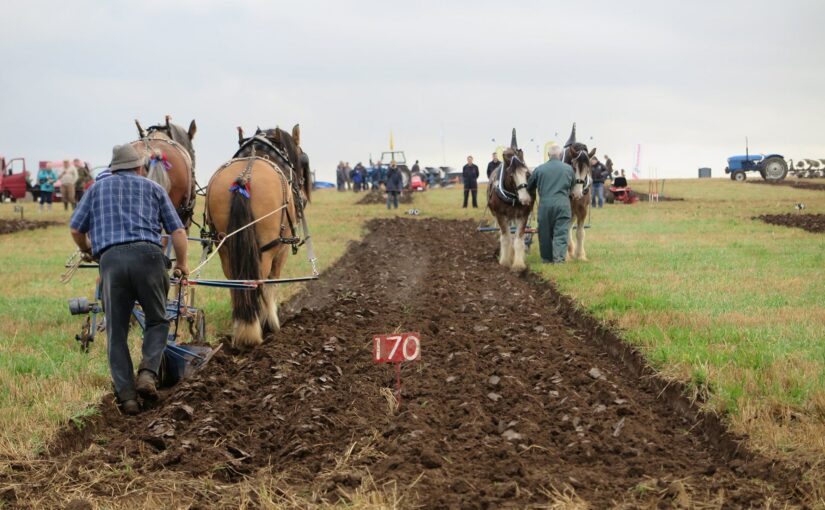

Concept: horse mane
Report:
left=275, top=128, right=311, bottom=203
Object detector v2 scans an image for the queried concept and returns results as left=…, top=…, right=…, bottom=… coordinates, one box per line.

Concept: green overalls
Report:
left=527, top=159, right=574, bottom=262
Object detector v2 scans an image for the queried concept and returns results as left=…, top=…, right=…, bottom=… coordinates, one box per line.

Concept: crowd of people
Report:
left=335, top=160, right=404, bottom=209
left=35, top=159, right=93, bottom=211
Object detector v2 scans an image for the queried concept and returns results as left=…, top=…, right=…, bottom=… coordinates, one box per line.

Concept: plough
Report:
left=65, top=230, right=319, bottom=384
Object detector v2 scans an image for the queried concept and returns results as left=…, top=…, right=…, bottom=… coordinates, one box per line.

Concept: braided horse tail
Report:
left=226, top=160, right=262, bottom=334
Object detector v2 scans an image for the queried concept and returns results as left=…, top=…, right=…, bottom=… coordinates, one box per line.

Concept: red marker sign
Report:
left=373, top=332, right=421, bottom=363
left=373, top=332, right=421, bottom=409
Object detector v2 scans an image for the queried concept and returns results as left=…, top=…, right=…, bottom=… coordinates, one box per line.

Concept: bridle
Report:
left=494, top=156, right=529, bottom=206
left=565, top=146, right=592, bottom=195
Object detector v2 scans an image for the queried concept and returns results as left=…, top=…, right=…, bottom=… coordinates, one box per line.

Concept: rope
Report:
left=189, top=203, right=289, bottom=276
left=60, top=250, right=83, bottom=284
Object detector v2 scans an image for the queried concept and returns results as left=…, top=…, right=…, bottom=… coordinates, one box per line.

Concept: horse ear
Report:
left=135, top=119, right=146, bottom=138
left=589, top=147, right=597, bottom=158
left=188, top=120, right=197, bottom=140
left=255, top=127, right=262, bottom=135
left=292, top=124, right=301, bottom=146
left=565, top=122, right=577, bottom=147
left=510, top=128, right=518, bottom=150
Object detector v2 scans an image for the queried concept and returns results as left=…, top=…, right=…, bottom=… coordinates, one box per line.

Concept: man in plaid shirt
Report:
left=70, top=144, right=188, bottom=415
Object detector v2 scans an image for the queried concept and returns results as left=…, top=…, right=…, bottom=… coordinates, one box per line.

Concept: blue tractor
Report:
left=725, top=141, right=788, bottom=182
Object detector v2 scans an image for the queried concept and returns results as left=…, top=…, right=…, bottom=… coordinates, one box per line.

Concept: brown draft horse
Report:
left=487, top=129, right=535, bottom=271
left=205, top=125, right=312, bottom=348
left=131, top=116, right=197, bottom=227
left=562, top=123, right=596, bottom=261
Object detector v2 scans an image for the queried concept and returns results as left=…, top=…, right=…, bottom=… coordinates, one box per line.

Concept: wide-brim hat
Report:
left=110, top=144, right=144, bottom=171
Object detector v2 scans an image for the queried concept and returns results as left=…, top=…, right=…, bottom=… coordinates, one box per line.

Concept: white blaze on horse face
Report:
left=571, top=165, right=585, bottom=199
left=515, top=167, right=531, bottom=206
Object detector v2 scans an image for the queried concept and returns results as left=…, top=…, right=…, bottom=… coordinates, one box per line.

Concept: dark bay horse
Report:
left=205, top=125, right=312, bottom=348
left=562, top=123, right=596, bottom=261
left=132, top=116, right=197, bottom=227
left=487, top=129, right=535, bottom=271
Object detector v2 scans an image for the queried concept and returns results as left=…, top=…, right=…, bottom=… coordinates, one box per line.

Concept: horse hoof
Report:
left=511, top=263, right=526, bottom=272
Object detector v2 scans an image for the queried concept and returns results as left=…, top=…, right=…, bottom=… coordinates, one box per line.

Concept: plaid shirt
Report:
left=70, top=171, right=184, bottom=256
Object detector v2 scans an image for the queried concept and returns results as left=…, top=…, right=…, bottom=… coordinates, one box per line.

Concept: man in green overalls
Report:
left=527, top=143, right=574, bottom=263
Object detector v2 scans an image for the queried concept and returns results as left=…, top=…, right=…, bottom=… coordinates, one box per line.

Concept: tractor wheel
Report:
left=733, top=171, right=747, bottom=182
left=400, top=167, right=412, bottom=189
left=606, top=191, right=615, bottom=204
left=762, top=157, right=788, bottom=181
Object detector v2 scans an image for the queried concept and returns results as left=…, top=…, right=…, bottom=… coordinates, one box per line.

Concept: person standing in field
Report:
left=58, top=159, right=78, bottom=210
left=37, top=162, right=57, bottom=211
left=75, top=161, right=92, bottom=202
left=590, top=156, right=609, bottom=208
left=527, top=143, right=574, bottom=263
left=69, top=144, right=188, bottom=415
left=462, top=155, right=479, bottom=208
left=486, top=152, right=500, bottom=179
left=385, top=161, right=403, bottom=209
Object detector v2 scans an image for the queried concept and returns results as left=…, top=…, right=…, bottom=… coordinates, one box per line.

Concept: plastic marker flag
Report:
left=632, top=144, right=641, bottom=180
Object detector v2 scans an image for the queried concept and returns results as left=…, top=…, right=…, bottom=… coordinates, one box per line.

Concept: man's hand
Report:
left=174, top=263, right=190, bottom=277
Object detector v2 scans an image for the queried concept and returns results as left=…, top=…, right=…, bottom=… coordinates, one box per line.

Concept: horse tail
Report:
left=226, top=171, right=261, bottom=326
left=146, top=149, right=172, bottom=193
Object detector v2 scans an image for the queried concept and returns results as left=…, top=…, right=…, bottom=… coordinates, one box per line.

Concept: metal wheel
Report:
left=762, top=157, right=788, bottom=181
left=733, top=171, right=747, bottom=182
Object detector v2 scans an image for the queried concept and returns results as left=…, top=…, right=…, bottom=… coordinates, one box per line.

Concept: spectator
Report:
left=385, top=161, right=403, bottom=209
left=357, top=163, right=368, bottom=191
left=411, top=160, right=421, bottom=176
left=527, top=144, right=574, bottom=263
left=58, top=159, right=78, bottom=210
left=590, top=156, right=609, bottom=208
left=75, top=162, right=92, bottom=202
left=352, top=163, right=363, bottom=192
left=486, top=152, right=500, bottom=179
left=368, top=161, right=379, bottom=190
left=462, top=155, right=479, bottom=208
left=344, top=162, right=352, bottom=190
left=336, top=161, right=345, bottom=191
left=37, top=162, right=57, bottom=211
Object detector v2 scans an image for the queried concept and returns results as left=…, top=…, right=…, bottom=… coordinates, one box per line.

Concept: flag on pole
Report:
left=389, top=130, right=394, bottom=151
left=632, top=144, right=641, bottom=180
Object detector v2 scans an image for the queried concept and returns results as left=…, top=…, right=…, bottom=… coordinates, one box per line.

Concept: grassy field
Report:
left=2, top=179, right=825, bottom=486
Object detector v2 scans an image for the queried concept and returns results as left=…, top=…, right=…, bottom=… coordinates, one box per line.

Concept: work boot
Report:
left=136, top=370, right=159, bottom=401
left=121, top=399, right=140, bottom=415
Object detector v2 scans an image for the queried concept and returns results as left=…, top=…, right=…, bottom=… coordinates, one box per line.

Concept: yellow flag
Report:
left=389, top=130, right=394, bottom=151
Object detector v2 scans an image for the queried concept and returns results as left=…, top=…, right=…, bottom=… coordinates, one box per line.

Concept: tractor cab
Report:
left=378, top=150, right=412, bottom=188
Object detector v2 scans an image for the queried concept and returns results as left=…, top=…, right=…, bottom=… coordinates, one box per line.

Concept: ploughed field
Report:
left=356, top=189, right=415, bottom=205
left=756, top=213, right=825, bottom=234
left=0, top=219, right=62, bottom=235
left=1, top=218, right=803, bottom=508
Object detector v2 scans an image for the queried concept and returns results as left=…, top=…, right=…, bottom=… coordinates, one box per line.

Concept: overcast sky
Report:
left=2, top=0, right=824, bottom=182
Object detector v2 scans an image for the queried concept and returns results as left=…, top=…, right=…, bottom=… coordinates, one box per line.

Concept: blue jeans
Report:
left=591, top=182, right=604, bottom=208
